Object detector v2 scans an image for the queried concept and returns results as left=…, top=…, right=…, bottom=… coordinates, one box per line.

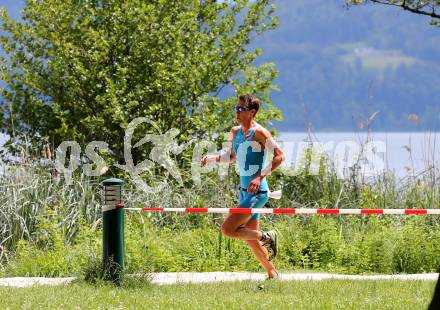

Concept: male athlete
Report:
left=201, top=94, right=285, bottom=279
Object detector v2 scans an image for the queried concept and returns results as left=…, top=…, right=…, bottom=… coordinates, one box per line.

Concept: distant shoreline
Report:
left=277, top=130, right=440, bottom=133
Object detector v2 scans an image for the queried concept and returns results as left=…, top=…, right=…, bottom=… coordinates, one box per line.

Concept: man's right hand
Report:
left=200, top=154, right=218, bottom=167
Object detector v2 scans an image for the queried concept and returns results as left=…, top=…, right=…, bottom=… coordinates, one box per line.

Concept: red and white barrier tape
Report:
left=110, top=205, right=440, bottom=215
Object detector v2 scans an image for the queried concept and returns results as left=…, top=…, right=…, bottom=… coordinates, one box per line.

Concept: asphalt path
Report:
left=0, top=272, right=438, bottom=287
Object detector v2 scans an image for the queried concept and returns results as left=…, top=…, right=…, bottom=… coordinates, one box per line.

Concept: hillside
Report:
left=253, top=0, right=440, bottom=131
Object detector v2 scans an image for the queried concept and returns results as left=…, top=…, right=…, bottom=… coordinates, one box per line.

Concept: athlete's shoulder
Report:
left=229, top=126, right=240, bottom=141
left=254, top=124, right=271, bottom=139
left=231, top=126, right=240, bottom=134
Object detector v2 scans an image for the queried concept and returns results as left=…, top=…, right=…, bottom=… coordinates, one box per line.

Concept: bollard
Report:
left=102, top=178, right=125, bottom=284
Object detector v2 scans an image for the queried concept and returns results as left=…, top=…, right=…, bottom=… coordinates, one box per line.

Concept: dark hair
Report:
left=238, top=94, right=260, bottom=115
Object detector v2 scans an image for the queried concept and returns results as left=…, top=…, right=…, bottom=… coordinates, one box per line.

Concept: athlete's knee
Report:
left=221, top=222, right=236, bottom=237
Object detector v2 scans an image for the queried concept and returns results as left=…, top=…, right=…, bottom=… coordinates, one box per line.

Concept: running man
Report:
left=201, top=94, right=285, bottom=279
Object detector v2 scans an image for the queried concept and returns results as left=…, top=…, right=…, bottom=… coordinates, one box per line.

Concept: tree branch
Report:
left=369, top=0, right=440, bottom=19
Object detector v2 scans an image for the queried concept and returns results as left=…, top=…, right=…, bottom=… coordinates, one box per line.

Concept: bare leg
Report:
left=221, top=213, right=263, bottom=240
left=244, top=219, right=278, bottom=279
left=220, top=211, right=278, bottom=278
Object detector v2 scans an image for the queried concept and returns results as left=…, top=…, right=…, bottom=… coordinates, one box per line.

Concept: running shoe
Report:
left=263, top=230, right=278, bottom=261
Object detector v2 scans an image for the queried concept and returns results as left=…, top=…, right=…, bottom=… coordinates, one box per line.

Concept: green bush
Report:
left=2, top=211, right=100, bottom=277
left=1, top=153, right=440, bottom=276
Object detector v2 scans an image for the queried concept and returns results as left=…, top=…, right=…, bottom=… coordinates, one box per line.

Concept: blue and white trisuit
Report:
left=232, top=125, right=270, bottom=220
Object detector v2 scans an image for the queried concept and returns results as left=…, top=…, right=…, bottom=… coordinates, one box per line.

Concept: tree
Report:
left=346, top=1, right=440, bottom=21
left=0, top=0, right=281, bottom=164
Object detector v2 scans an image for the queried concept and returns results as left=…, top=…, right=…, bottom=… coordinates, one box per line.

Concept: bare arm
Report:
left=200, top=128, right=237, bottom=167
left=258, top=146, right=285, bottom=180
left=247, top=127, right=285, bottom=194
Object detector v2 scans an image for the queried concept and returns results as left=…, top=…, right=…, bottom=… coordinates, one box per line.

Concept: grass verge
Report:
left=0, top=279, right=436, bottom=309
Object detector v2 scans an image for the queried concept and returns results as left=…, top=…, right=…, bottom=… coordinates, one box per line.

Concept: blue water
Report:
left=278, top=132, right=440, bottom=179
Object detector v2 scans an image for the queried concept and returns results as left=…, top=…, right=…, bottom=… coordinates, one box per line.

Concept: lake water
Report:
left=278, top=132, right=440, bottom=179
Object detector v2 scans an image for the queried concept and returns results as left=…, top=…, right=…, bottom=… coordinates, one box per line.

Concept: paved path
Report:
left=0, top=272, right=438, bottom=287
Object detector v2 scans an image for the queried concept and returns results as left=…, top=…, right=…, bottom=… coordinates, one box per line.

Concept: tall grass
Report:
left=0, top=162, right=101, bottom=268
left=0, top=134, right=439, bottom=276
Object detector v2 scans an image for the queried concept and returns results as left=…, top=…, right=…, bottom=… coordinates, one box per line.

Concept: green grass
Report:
left=0, top=279, right=435, bottom=309
left=2, top=151, right=440, bottom=276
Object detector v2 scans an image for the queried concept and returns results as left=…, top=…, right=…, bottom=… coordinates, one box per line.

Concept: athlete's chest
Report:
left=233, top=130, right=265, bottom=152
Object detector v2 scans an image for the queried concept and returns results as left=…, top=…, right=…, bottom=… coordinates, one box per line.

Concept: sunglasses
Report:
left=235, top=106, right=250, bottom=113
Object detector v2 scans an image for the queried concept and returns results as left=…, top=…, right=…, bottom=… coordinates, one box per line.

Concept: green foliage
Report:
left=5, top=211, right=440, bottom=276
left=124, top=211, right=261, bottom=273
left=0, top=162, right=101, bottom=263
left=82, top=255, right=108, bottom=285
left=0, top=0, right=281, bottom=162
left=82, top=254, right=152, bottom=287
left=1, top=149, right=440, bottom=276
left=3, top=212, right=100, bottom=277
left=2, top=1, right=440, bottom=133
